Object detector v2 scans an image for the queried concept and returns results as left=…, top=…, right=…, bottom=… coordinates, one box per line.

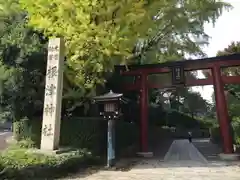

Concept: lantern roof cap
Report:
left=93, top=90, right=123, bottom=102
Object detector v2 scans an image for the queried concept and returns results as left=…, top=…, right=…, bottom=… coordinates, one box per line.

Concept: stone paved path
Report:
left=61, top=139, right=240, bottom=180
left=163, top=139, right=208, bottom=163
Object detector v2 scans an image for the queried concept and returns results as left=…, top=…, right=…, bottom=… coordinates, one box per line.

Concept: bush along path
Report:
left=0, top=146, right=101, bottom=180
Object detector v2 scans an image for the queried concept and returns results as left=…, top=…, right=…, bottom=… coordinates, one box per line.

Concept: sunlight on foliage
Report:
left=19, top=0, right=231, bottom=92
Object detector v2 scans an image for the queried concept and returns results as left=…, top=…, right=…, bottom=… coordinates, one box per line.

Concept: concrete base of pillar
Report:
left=136, top=152, right=153, bottom=158
left=218, top=153, right=239, bottom=161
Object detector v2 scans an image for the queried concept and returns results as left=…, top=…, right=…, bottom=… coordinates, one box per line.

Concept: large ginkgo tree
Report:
left=19, top=0, right=231, bottom=94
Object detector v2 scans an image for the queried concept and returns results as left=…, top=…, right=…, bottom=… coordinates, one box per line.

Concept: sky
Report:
left=192, top=0, right=240, bottom=102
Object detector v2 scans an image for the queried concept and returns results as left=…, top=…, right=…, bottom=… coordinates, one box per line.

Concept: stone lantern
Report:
left=93, top=90, right=123, bottom=167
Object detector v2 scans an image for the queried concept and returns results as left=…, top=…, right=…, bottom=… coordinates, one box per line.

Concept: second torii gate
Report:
left=115, top=53, right=240, bottom=156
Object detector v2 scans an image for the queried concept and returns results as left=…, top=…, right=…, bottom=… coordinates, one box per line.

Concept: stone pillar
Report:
left=212, top=65, right=233, bottom=154
left=40, top=38, right=64, bottom=150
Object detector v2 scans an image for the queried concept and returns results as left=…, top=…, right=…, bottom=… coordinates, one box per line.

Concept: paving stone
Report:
left=59, top=139, right=240, bottom=180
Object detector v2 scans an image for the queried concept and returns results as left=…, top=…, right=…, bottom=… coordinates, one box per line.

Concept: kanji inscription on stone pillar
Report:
left=40, top=38, right=64, bottom=150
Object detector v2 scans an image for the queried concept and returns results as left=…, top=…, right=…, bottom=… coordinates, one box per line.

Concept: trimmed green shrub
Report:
left=18, top=116, right=138, bottom=157
left=147, top=105, right=211, bottom=129
left=115, top=121, right=139, bottom=156
left=13, top=117, right=30, bottom=141
left=211, top=119, right=237, bottom=146
left=15, top=138, right=36, bottom=149
left=166, top=110, right=207, bottom=128
left=210, top=125, right=222, bottom=144
left=0, top=147, right=99, bottom=179
left=231, top=117, right=240, bottom=145
left=59, top=118, right=107, bottom=155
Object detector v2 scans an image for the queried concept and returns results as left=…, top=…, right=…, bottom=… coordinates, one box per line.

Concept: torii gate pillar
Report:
left=137, top=73, right=153, bottom=157
left=212, top=65, right=234, bottom=154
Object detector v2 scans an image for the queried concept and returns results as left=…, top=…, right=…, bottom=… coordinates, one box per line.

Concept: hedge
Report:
left=6, top=116, right=139, bottom=179
left=210, top=123, right=235, bottom=146
left=14, top=116, right=139, bottom=157
left=0, top=147, right=99, bottom=179
left=124, top=104, right=209, bottom=129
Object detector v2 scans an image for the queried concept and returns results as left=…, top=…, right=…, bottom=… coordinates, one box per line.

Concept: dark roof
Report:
left=94, top=90, right=123, bottom=102
left=115, top=53, right=240, bottom=71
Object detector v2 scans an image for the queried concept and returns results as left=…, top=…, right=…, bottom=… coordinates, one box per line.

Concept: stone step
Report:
left=192, top=139, right=222, bottom=161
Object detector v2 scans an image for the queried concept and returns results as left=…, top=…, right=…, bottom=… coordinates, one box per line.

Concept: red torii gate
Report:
left=115, top=53, right=240, bottom=155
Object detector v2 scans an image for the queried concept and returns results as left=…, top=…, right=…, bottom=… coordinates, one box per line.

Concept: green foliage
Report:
left=19, top=0, right=231, bottom=95
left=15, top=138, right=36, bottom=149
left=0, top=0, right=47, bottom=124
left=216, top=41, right=240, bottom=100
left=12, top=117, right=31, bottom=141
left=150, top=87, right=211, bottom=119
left=0, top=148, right=98, bottom=179
left=231, top=117, right=240, bottom=145
left=182, top=91, right=210, bottom=117
left=217, top=41, right=240, bottom=56
left=143, top=103, right=210, bottom=129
